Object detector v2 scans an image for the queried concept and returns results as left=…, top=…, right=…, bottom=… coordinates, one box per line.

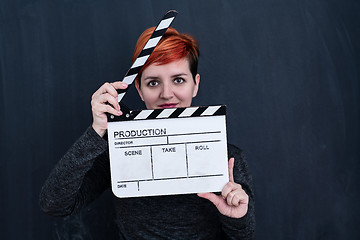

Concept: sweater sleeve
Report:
left=220, top=144, right=256, bottom=239
left=39, top=126, right=111, bottom=217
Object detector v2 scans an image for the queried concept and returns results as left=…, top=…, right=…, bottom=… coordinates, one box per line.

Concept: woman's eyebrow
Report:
left=143, top=76, right=160, bottom=81
left=143, top=73, right=188, bottom=81
left=171, top=73, right=188, bottom=78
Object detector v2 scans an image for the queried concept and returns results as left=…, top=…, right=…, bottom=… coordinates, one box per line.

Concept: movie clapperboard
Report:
left=107, top=10, right=229, bottom=198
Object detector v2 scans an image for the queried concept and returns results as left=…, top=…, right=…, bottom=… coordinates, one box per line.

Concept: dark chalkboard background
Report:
left=1, top=0, right=359, bottom=239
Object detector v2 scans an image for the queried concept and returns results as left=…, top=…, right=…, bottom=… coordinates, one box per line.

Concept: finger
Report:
left=221, top=181, right=236, bottom=199
left=93, top=82, right=127, bottom=99
left=231, top=194, right=241, bottom=207
left=111, top=81, right=128, bottom=90
left=92, top=93, right=120, bottom=112
left=228, top=157, right=235, bottom=182
left=225, top=186, right=246, bottom=206
left=93, top=102, right=122, bottom=117
left=222, top=182, right=245, bottom=206
left=232, top=191, right=248, bottom=207
left=106, top=81, right=128, bottom=99
left=101, top=93, right=120, bottom=111
left=92, top=82, right=114, bottom=98
left=103, top=82, right=122, bottom=98
left=226, top=190, right=236, bottom=206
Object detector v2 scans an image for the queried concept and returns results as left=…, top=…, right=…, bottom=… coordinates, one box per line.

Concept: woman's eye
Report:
left=148, top=80, right=158, bottom=87
left=174, top=78, right=184, bottom=84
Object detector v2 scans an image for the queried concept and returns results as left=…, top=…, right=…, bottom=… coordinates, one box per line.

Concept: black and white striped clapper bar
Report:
left=107, top=105, right=230, bottom=198
left=115, top=10, right=178, bottom=103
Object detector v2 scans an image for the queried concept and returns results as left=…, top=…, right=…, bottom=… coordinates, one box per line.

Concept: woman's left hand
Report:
left=197, top=158, right=249, bottom=218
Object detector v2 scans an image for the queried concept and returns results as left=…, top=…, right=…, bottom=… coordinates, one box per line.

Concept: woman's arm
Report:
left=40, top=81, right=128, bottom=216
left=39, top=126, right=110, bottom=216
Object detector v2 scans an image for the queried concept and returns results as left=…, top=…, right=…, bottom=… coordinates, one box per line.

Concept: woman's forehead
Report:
left=142, top=58, right=191, bottom=78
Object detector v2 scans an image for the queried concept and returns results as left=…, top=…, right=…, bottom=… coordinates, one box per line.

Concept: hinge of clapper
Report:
left=111, top=102, right=131, bottom=121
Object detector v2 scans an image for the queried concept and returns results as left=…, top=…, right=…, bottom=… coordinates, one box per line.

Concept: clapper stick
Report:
left=117, top=10, right=178, bottom=103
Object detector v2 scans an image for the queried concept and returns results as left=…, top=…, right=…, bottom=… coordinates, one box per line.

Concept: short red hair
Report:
left=132, top=27, right=199, bottom=85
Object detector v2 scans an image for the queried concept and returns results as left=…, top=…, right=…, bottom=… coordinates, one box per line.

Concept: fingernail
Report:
left=118, top=111, right=122, bottom=115
left=122, top=83, right=128, bottom=87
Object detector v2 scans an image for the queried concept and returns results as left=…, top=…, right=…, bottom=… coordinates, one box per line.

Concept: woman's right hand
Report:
left=91, top=81, right=128, bottom=137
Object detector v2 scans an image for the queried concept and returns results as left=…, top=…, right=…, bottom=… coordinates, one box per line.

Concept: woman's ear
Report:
left=192, top=73, right=200, bottom=97
left=135, top=79, right=144, bottom=101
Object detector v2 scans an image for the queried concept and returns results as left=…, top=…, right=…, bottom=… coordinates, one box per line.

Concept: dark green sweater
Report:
left=40, top=126, right=255, bottom=239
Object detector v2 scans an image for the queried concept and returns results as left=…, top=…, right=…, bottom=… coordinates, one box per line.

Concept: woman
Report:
left=40, top=27, right=255, bottom=239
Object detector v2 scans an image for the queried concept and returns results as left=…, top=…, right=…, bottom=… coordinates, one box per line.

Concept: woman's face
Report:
left=136, top=58, right=200, bottom=109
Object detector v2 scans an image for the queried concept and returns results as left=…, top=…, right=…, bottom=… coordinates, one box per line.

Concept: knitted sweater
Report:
left=40, top=126, right=255, bottom=239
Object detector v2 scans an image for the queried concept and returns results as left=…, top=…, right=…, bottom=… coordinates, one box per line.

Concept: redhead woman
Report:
left=40, top=27, right=255, bottom=239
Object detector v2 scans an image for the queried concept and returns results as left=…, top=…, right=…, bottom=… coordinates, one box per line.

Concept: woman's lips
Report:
left=159, top=103, right=178, bottom=108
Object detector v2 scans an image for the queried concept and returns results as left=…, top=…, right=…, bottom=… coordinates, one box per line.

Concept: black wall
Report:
left=1, top=0, right=359, bottom=239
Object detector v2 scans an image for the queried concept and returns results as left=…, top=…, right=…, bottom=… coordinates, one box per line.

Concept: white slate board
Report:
left=107, top=105, right=229, bottom=198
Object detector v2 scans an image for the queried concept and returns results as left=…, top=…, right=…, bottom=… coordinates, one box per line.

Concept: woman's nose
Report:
left=160, top=83, right=174, bottom=99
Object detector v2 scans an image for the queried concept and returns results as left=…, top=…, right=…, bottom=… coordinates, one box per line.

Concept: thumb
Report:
left=197, top=193, right=223, bottom=208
